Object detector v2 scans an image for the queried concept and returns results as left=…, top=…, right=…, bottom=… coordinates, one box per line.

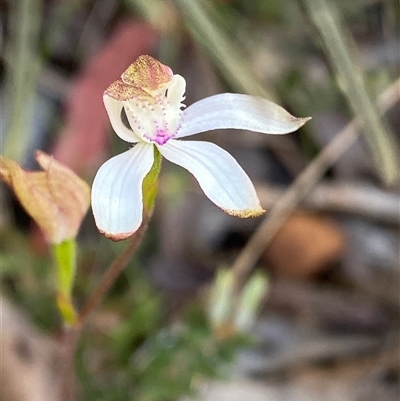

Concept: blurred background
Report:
left=0, top=0, right=399, bottom=400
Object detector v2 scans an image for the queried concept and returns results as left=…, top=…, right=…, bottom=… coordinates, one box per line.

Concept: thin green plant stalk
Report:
left=53, top=239, right=78, bottom=326
left=4, top=0, right=43, bottom=162
left=302, top=0, right=399, bottom=185
left=142, top=147, right=162, bottom=212
left=59, top=220, right=152, bottom=399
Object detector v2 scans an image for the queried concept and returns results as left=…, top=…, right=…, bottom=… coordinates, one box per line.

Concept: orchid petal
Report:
left=91, top=143, right=154, bottom=241
left=103, top=95, right=140, bottom=143
left=167, top=74, right=186, bottom=105
left=158, top=140, right=264, bottom=217
left=176, top=93, right=311, bottom=138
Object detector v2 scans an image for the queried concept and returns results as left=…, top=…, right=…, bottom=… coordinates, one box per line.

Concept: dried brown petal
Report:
left=0, top=152, right=90, bottom=244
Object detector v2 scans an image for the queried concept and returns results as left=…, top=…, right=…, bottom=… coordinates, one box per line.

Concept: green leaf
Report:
left=235, top=271, right=269, bottom=332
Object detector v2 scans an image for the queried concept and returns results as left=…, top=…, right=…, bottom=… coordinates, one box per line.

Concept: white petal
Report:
left=167, top=74, right=186, bottom=105
left=103, top=95, right=140, bottom=143
left=91, top=143, right=154, bottom=240
left=158, top=140, right=264, bottom=217
left=176, top=93, right=311, bottom=138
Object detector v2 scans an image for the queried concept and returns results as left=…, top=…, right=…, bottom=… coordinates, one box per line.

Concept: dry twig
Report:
left=256, top=182, right=400, bottom=224
left=230, top=78, right=400, bottom=289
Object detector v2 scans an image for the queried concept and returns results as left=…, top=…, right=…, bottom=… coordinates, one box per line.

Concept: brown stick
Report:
left=59, top=213, right=150, bottom=400
left=77, top=213, right=150, bottom=327
left=230, top=77, right=400, bottom=290
left=60, top=326, right=80, bottom=401
left=255, top=182, right=400, bottom=224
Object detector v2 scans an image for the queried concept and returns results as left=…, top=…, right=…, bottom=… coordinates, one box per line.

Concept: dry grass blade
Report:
left=171, top=0, right=275, bottom=99
left=230, top=77, right=400, bottom=289
left=302, top=0, right=399, bottom=185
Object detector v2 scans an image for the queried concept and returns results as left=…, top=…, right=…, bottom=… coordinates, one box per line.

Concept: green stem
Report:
left=53, top=239, right=78, bottom=326
left=142, top=147, right=162, bottom=212
left=57, top=148, right=161, bottom=400
left=59, top=216, right=152, bottom=399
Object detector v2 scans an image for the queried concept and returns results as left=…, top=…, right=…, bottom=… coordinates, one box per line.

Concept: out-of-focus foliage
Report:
left=0, top=230, right=60, bottom=330
left=3, top=0, right=42, bottom=162
left=1, top=226, right=246, bottom=400
left=302, top=0, right=399, bottom=184
left=76, top=266, right=246, bottom=401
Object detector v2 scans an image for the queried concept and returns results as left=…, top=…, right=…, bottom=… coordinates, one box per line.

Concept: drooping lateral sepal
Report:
left=91, top=143, right=154, bottom=241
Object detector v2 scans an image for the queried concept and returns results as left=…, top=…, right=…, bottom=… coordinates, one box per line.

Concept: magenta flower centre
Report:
left=152, top=129, right=171, bottom=145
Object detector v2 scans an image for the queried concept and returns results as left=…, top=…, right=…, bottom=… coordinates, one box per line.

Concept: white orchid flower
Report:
left=91, top=55, right=310, bottom=241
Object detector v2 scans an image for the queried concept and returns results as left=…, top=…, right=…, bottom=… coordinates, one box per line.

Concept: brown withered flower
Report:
left=0, top=151, right=90, bottom=244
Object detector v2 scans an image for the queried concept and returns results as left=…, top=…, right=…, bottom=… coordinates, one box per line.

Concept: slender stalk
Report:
left=76, top=213, right=150, bottom=327
left=54, top=239, right=79, bottom=400
left=59, top=213, right=150, bottom=400
left=60, top=326, right=80, bottom=401
left=4, top=0, right=42, bottom=162
left=53, top=239, right=78, bottom=325
left=302, top=0, right=399, bottom=184
left=59, top=148, right=160, bottom=400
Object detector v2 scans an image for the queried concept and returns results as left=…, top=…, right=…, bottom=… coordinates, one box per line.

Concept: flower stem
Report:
left=58, top=214, right=151, bottom=399
left=76, top=212, right=150, bottom=327
left=53, top=239, right=79, bottom=400
left=58, top=214, right=150, bottom=400
left=60, top=149, right=160, bottom=399
left=60, top=325, right=80, bottom=401
left=53, top=239, right=78, bottom=326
